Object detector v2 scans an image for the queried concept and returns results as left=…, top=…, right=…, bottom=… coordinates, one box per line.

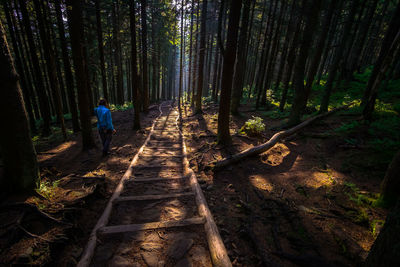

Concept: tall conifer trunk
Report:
left=194, top=0, right=207, bottom=113
left=130, top=0, right=141, bottom=129
left=217, top=0, right=242, bottom=144
left=95, top=0, right=108, bottom=102
left=319, top=0, right=359, bottom=113
left=141, top=0, right=149, bottom=111
left=2, top=1, right=37, bottom=134
left=33, top=0, right=67, bottom=140
left=66, top=0, right=96, bottom=150
left=0, top=21, right=39, bottom=193
left=288, top=0, right=322, bottom=126
left=231, top=0, right=250, bottom=115
left=18, top=0, right=52, bottom=136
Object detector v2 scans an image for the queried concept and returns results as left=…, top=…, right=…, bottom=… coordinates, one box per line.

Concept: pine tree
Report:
left=66, top=0, right=96, bottom=150
left=217, top=0, right=242, bottom=144
left=0, top=20, right=39, bottom=193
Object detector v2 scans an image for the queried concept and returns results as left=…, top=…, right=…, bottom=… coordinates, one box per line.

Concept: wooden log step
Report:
left=142, top=147, right=181, bottom=151
left=129, top=176, right=188, bottom=182
left=146, top=141, right=180, bottom=145
left=139, top=155, right=183, bottom=159
left=134, top=164, right=181, bottom=169
left=114, top=192, right=194, bottom=202
left=98, top=216, right=205, bottom=235
left=152, top=129, right=179, bottom=132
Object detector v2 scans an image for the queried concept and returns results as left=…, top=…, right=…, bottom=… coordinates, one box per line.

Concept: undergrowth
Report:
left=239, top=116, right=266, bottom=136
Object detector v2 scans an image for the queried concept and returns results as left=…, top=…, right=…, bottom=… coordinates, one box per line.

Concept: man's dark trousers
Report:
left=99, top=128, right=112, bottom=155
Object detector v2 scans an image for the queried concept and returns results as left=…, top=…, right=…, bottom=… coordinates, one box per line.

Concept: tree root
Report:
left=0, top=202, right=70, bottom=225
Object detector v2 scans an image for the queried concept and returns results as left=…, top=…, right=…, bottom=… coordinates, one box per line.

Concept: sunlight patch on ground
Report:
left=83, top=168, right=106, bottom=177
left=305, top=171, right=336, bottom=188
left=249, top=175, right=274, bottom=192
left=261, top=143, right=290, bottom=166
left=37, top=141, right=77, bottom=161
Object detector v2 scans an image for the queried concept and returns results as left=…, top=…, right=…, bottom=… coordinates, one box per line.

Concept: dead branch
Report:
left=209, top=105, right=350, bottom=169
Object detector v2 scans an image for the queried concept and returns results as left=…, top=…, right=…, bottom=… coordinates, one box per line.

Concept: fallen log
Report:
left=210, top=105, right=351, bottom=169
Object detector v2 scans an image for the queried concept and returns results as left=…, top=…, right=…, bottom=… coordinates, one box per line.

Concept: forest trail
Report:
left=81, top=102, right=228, bottom=267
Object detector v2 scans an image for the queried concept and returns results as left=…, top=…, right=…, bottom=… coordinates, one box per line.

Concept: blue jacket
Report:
left=94, top=105, right=114, bottom=130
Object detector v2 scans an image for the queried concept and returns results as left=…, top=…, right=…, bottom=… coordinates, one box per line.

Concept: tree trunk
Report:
left=231, top=0, right=250, bottom=115
left=316, top=5, right=341, bottom=85
left=365, top=198, right=400, bottom=266
left=247, top=1, right=266, bottom=99
left=319, top=0, right=359, bottom=113
left=112, top=1, right=124, bottom=105
left=217, top=0, right=242, bottom=144
left=255, top=0, right=275, bottom=109
left=3, top=0, right=37, bottom=134
left=33, top=0, right=67, bottom=139
left=194, top=0, right=207, bottom=113
left=95, top=0, right=108, bottom=102
left=363, top=31, right=400, bottom=120
left=288, top=0, right=323, bottom=126
left=141, top=0, right=149, bottom=111
left=273, top=0, right=296, bottom=94
left=0, top=20, right=39, bottom=193
left=262, top=0, right=287, bottom=105
left=188, top=0, right=194, bottom=104
left=130, top=0, right=141, bottom=130
left=18, top=0, right=52, bottom=136
left=178, top=2, right=184, bottom=110
left=13, top=0, right=40, bottom=121
left=151, top=2, right=157, bottom=103
left=347, top=0, right=379, bottom=78
left=279, top=0, right=305, bottom=111
left=304, top=0, right=338, bottom=109
left=66, top=0, right=96, bottom=150
left=362, top=2, right=400, bottom=119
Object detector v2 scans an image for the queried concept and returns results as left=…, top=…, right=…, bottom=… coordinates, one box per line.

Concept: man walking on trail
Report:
left=95, top=99, right=116, bottom=156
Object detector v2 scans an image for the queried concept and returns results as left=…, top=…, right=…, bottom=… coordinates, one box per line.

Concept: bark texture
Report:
left=217, top=0, right=242, bottom=144
left=0, top=21, right=39, bottom=193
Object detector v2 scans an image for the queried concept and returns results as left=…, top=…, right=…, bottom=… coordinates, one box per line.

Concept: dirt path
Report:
left=82, top=103, right=226, bottom=267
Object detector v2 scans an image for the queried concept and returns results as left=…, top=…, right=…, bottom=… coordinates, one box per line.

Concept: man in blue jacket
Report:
left=95, top=99, right=116, bottom=156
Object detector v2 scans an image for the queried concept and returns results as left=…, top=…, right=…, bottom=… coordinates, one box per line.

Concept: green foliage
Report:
left=370, top=219, right=385, bottom=237
left=346, top=208, right=369, bottom=226
left=35, top=179, right=59, bottom=200
left=109, top=101, right=133, bottom=111
left=344, top=182, right=379, bottom=206
left=239, top=116, right=266, bottom=136
left=201, top=95, right=214, bottom=105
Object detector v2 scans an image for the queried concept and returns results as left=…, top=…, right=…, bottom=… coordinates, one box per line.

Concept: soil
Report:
left=181, top=103, right=387, bottom=267
left=0, top=101, right=388, bottom=266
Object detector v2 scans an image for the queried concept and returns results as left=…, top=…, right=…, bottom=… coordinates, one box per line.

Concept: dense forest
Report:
left=1, top=0, right=400, bottom=266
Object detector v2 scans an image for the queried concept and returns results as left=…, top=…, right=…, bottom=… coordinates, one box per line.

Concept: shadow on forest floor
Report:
left=182, top=102, right=387, bottom=266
